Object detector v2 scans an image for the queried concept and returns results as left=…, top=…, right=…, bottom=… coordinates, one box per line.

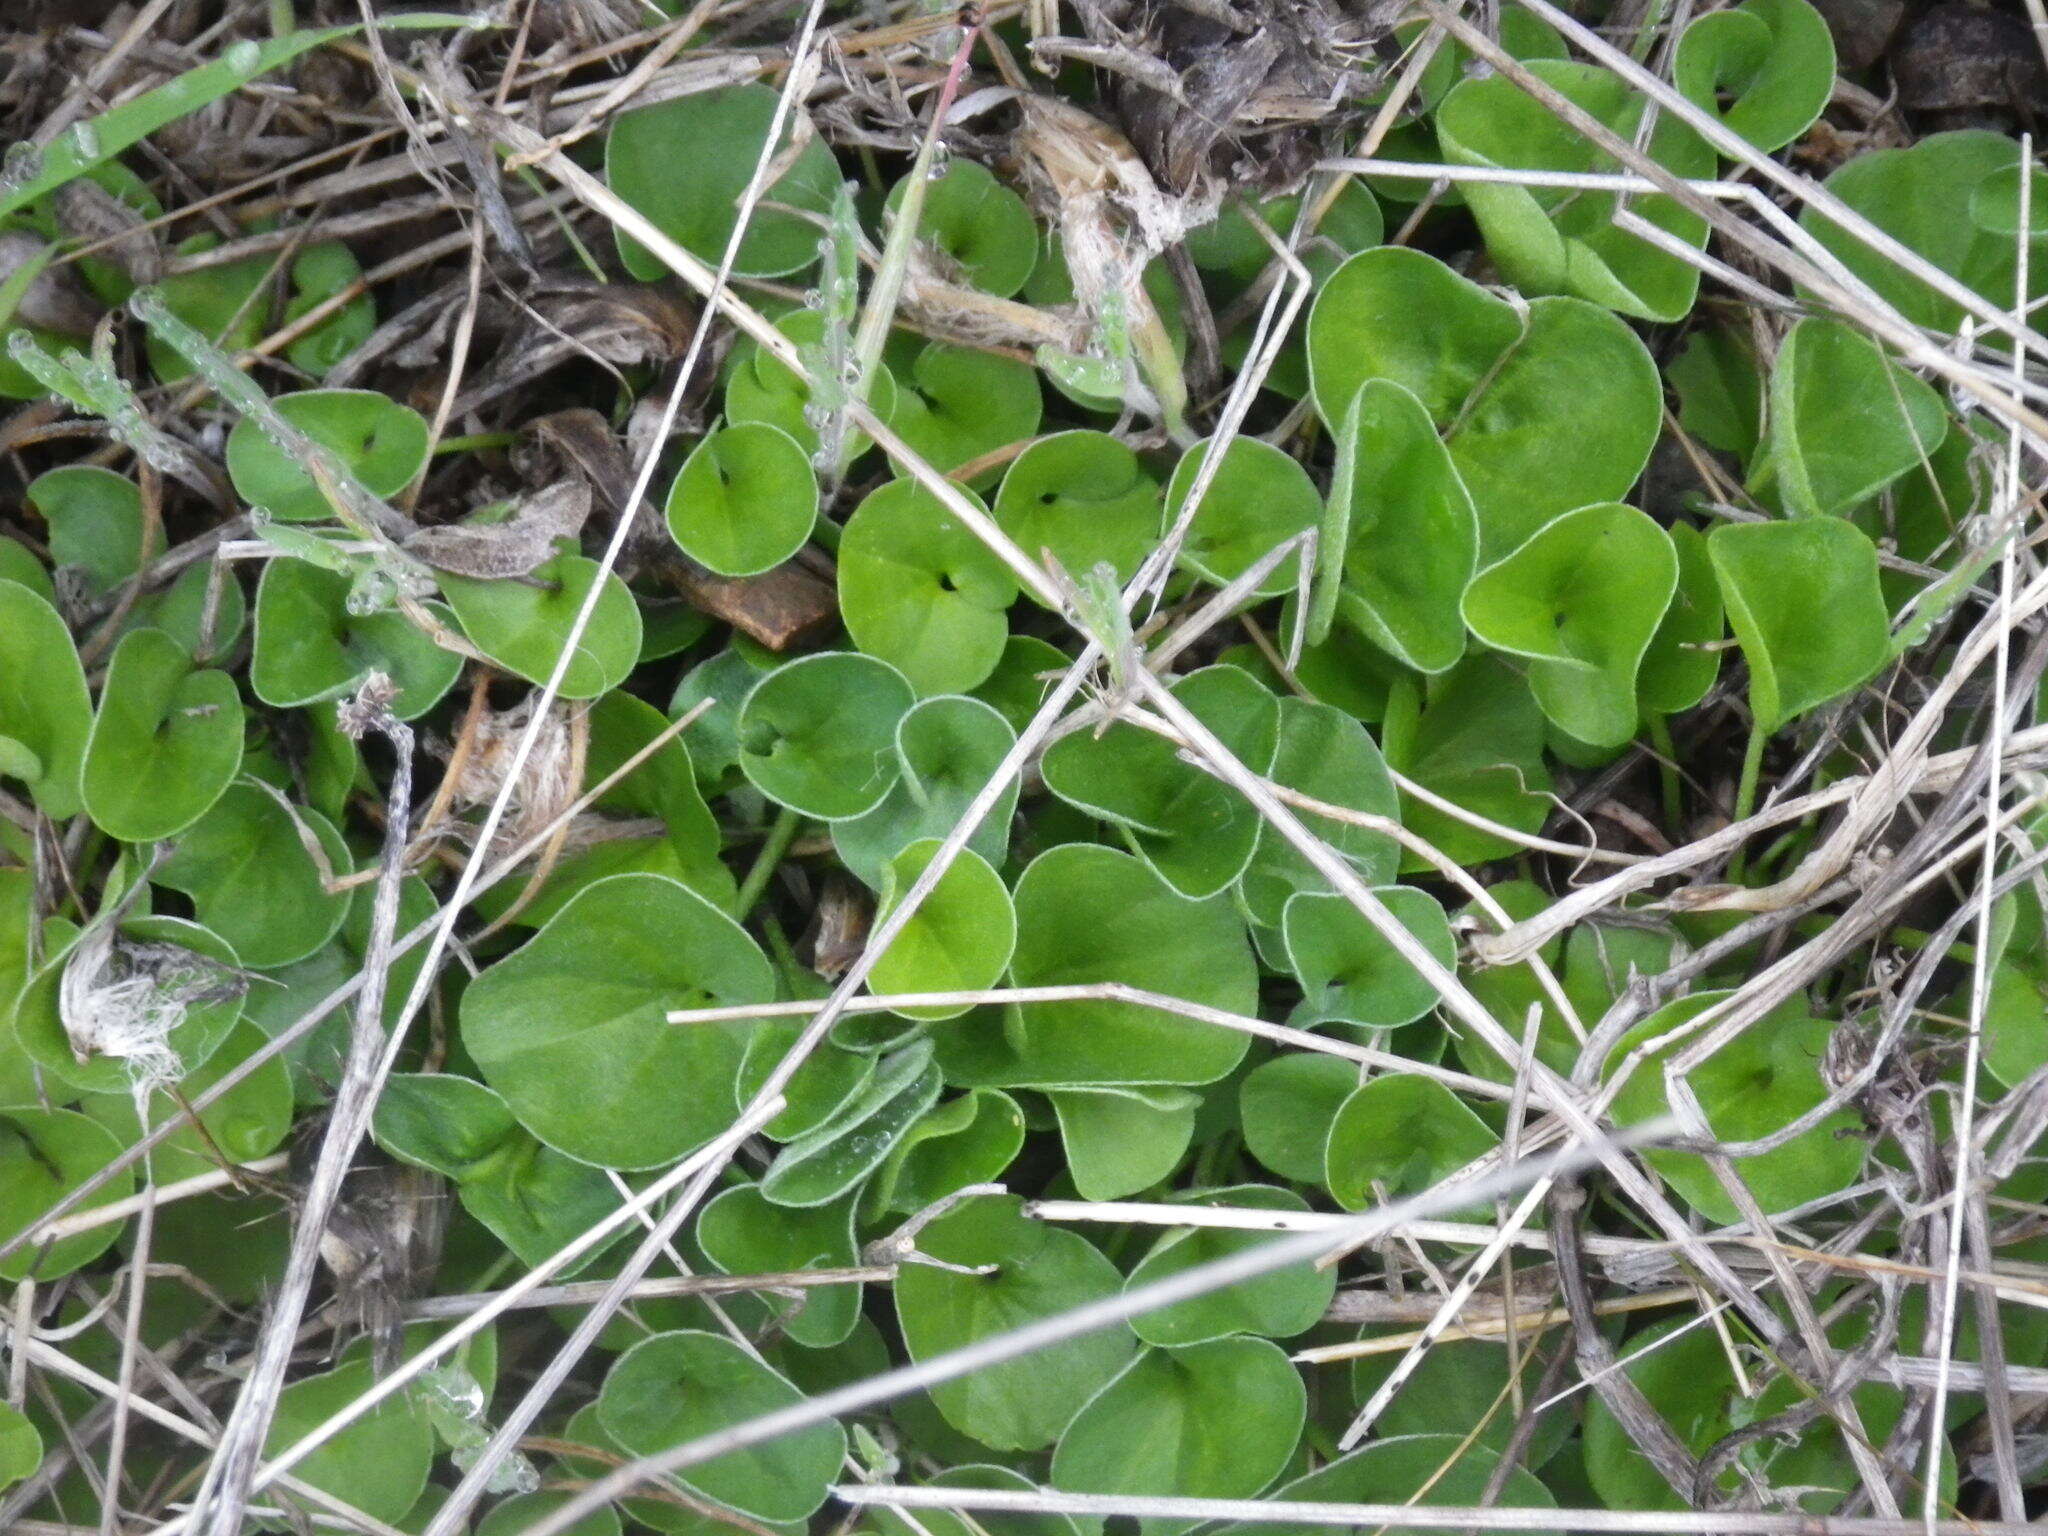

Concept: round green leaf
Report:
left=1324, top=1074, right=1497, bottom=1212
left=606, top=85, right=841, bottom=280
left=1638, top=520, right=1725, bottom=715
left=1765, top=316, right=1949, bottom=518
left=0, top=1107, right=136, bottom=1281
left=935, top=843, right=1259, bottom=1088
left=833, top=695, right=1018, bottom=891
left=738, top=651, right=915, bottom=819
left=870, top=841, right=1016, bottom=1020
left=1165, top=435, right=1320, bottom=598
left=1240, top=697, right=1400, bottom=929
left=251, top=558, right=461, bottom=719
left=665, top=421, right=817, bottom=577
left=0, top=577, right=92, bottom=819
left=700, top=1184, right=863, bottom=1347
left=28, top=464, right=143, bottom=596
left=1048, top=1084, right=1199, bottom=1201
left=155, top=783, right=351, bottom=968
left=1379, top=654, right=1554, bottom=871
left=1708, top=517, right=1889, bottom=733
left=885, top=160, right=1038, bottom=297
left=1051, top=1338, right=1305, bottom=1535
left=894, top=1194, right=1136, bottom=1451
left=1126, top=1186, right=1337, bottom=1346
left=840, top=478, right=1019, bottom=695
left=1284, top=887, right=1455, bottom=1030
left=462, top=873, right=770, bottom=1170
left=1240, top=1053, right=1359, bottom=1184
left=265, top=1358, right=435, bottom=1526
left=888, top=340, right=1042, bottom=475
left=372, top=1071, right=520, bottom=1182
left=477, top=1491, right=620, bottom=1536
left=600, top=1329, right=845, bottom=1520
left=128, top=554, right=246, bottom=660
left=1674, top=0, right=1834, bottom=152
left=81, top=626, right=243, bottom=841
left=225, top=388, right=428, bottom=523
left=867, top=1087, right=1026, bottom=1218
left=282, top=242, right=375, bottom=378
left=726, top=306, right=899, bottom=461
left=993, top=430, right=1160, bottom=598
left=441, top=547, right=642, bottom=700
left=1462, top=502, right=1677, bottom=747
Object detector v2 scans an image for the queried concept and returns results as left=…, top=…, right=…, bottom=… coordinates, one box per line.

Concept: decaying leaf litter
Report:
left=3, top=0, right=2048, bottom=1532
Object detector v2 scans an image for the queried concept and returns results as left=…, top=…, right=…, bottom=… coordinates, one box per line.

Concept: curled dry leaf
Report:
left=402, top=479, right=592, bottom=581
left=52, top=175, right=160, bottom=285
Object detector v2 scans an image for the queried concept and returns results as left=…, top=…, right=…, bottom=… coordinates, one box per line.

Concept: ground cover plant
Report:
left=1, top=0, right=2047, bottom=1532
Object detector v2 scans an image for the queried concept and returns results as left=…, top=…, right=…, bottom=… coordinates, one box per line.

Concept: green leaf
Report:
left=894, top=1194, right=1136, bottom=1451
left=1709, top=518, right=1889, bottom=732
left=251, top=558, right=461, bottom=719
left=1462, top=502, right=1677, bottom=747
left=840, top=478, right=1019, bottom=695
left=886, top=160, right=1039, bottom=297
left=80, top=1019, right=293, bottom=1181
left=1284, top=887, right=1455, bottom=1030
left=607, top=85, right=842, bottom=280
left=1126, top=1186, right=1337, bottom=1346
left=0, top=578, right=92, bottom=818
left=441, top=547, right=641, bottom=700
left=28, top=465, right=143, bottom=596
left=870, top=842, right=1016, bottom=1019
left=935, top=843, right=1258, bottom=1088
left=1241, top=1434, right=1559, bottom=1536
left=1674, top=0, right=1835, bottom=152
left=1669, top=326, right=1764, bottom=459
left=700, top=1185, right=863, bottom=1347
left=726, top=307, right=898, bottom=461
left=459, top=1134, right=623, bottom=1273
left=1765, top=317, right=1949, bottom=518
left=225, top=388, right=429, bottom=523
left=1051, top=1339, right=1305, bottom=1535
left=461, top=873, right=770, bottom=1169
left=1608, top=992, right=1864, bottom=1222
left=129, top=554, right=246, bottom=660
left=1437, top=60, right=1712, bottom=322
left=155, top=783, right=351, bottom=968
left=1802, top=131, right=2047, bottom=333
left=1242, top=698, right=1402, bottom=932
left=993, top=431, right=1160, bottom=599
left=477, top=1492, right=620, bottom=1536
left=833, top=696, right=1018, bottom=891
left=1322, top=380, right=1477, bottom=671
left=867, top=1088, right=1026, bottom=1218
left=266, top=1358, right=436, bottom=1526
left=760, top=1038, right=943, bottom=1208
left=372, top=1072, right=519, bottom=1182
left=738, top=652, right=916, bottom=818
left=1308, top=248, right=1662, bottom=558
left=0, top=1402, right=40, bottom=1493
left=1379, top=655, right=1554, bottom=871
left=665, top=421, right=817, bottom=577
left=887, top=341, right=1043, bottom=475
left=81, top=627, right=243, bottom=841
left=1324, top=1074, right=1497, bottom=1212
left=1638, top=521, right=1725, bottom=716
left=1240, top=1054, right=1359, bottom=1184
left=0, top=1107, right=136, bottom=1281
left=1042, top=664, right=1280, bottom=899
left=1048, top=1085, right=1199, bottom=1200
left=1165, top=434, right=1321, bottom=598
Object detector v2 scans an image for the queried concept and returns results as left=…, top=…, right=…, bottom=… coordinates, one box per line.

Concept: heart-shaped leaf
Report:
left=869, top=841, right=1016, bottom=1020
left=1325, top=1073, right=1497, bottom=1212
left=461, top=873, right=770, bottom=1169
left=1240, top=1054, right=1359, bottom=1184
left=1674, top=0, right=1835, bottom=152
left=866, top=1087, right=1026, bottom=1218
left=725, top=307, right=899, bottom=461
left=833, top=695, right=1018, bottom=891
left=0, top=1107, right=136, bottom=1281
left=606, top=85, right=841, bottom=280
left=1165, top=434, right=1321, bottom=598
left=1709, top=518, right=1889, bottom=732
left=1462, top=502, right=1677, bottom=747
left=840, top=478, right=1019, bottom=695
left=885, top=160, right=1038, bottom=297
left=1126, top=1186, right=1337, bottom=1346
left=1051, top=1339, right=1305, bottom=1535
left=1438, top=60, right=1712, bottom=322
left=28, top=465, right=144, bottom=596
left=265, top=1358, right=435, bottom=1526
left=155, top=784, right=351, bottom=968
left=441, top=547, right=641, bottom=700
left=1319, top=379, right=1477, bottom=671
left=81, top=627, right=242, bottom=841
left=249, top=559, right=460, bottom=718
left=1379, top=655, right=1554, bottom=870
left=1284, top=888, right=1456, bottom=1030
left=894, top=1194, right=1135, bottom=1451
left=887, top=340, right=1042, bottom=475
left=1240, top=697, right=1401, bottom=930
left=738, top=652, right=915, bottom=819
left=1047, top=1085, right=1200, bottom=1200
left=1765, top=317, right=1948, bottom=518
left=700, top=1185, right=863, bottom=1347
left=994, top=430, right=1160, bottom=598
left=225, top=388, right=428, bottom=523
left=0, top=1404, right=39, bottom=1494
left=665, top=421, right=817, bottom=577
left=1309, top=248, right=1662, bottom=557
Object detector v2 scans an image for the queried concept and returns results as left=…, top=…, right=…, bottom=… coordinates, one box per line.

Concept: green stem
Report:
left=432, top=431, right=518, bottom=457
left=736, top=805, right=803, bottom=919
left=1727, top=722, right=1768, bottom=882
left=1647, top=713, right=1683, bottom=834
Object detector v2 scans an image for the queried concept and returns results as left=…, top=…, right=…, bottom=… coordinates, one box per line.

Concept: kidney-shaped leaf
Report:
left=600, top=1329, right=845, bottom=1522
left=462, top=873, right=770, bottom=1169
left=994, top=430, right=1160, bottom=598
left=699, top=1185, right=863, bottom=1347
left=0, top=1106, right=136, bottom=1281
left=1048, top=1084, right=1199, bottom=1201
left=441, top=548, right=641, bottom=700
left=886, top=160, right=1039, bottom=297
left=1766, top=316, right=1948, bottom=518
left=155, top=783, right=351, bottom=968
left=833, top=695, right=1018, bottom=891
left=225, top=388, right=429, bottom=523
left=1166, top=434, right=1321, bottom=598
left=251, top=559, right=460, bottom=719
left=82, top=627, right=242, bottom=841
left=1709, top=518, right=1889, bottom=733
left=1127, top=1186, right=1338, bottom=1347
left=1241, top=698, right=1402, bottom=932
left=1463, top=502, right=1677, bottom=747
left=738, top=652, right=915, bottom=819
left=1325, top=1074, right=1498, bottom=1212
left=665, top=421, right=817, bottom=578
left=28, top=465, right=143, bottom=596
left=1284, top=888, right=1456, bottom=1030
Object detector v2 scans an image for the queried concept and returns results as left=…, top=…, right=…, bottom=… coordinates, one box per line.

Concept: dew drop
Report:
left=224, top=39, right=263, bottom=76
left=66, top=121, right=100, bottom=162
